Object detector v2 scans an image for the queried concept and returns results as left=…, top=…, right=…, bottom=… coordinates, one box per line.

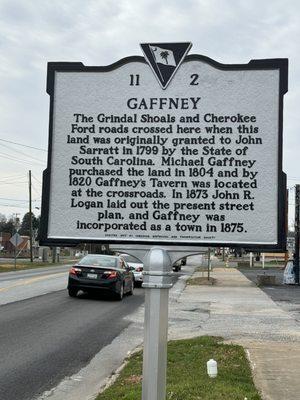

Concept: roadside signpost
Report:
left=10, top=232, right=23, bottom=247
left=10, top=232, right=23, bottom=269
left=40, top=42, right=288, bottom=400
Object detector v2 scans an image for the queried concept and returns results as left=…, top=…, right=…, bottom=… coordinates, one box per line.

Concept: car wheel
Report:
left=68, top=288, right=78, bottom=298
left=128, top=280, right=134, bottom=295
left=116, top=283, right=124, bottom=301
left=173, top=266, right=179, bottom=272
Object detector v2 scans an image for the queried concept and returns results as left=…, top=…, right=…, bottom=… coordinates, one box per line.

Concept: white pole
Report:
left=142, top=247, right=173, bottom=400
left=262, top=253, right=265, bottom=269
left=250, top=252, right=253, bottom=268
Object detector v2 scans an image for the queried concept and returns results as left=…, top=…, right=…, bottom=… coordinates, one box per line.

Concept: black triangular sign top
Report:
left=140, top=42, right=192, bottom=89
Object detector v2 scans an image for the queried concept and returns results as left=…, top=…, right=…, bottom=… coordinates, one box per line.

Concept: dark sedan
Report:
left=68, top=254, right=134, bottom=300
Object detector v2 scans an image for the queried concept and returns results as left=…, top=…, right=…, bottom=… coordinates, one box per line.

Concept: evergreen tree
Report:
left=0, top=216, right=15, bottom=235
left=19, top=212, right=38, bottom=236
left=0, top=213, right=6, bottom=230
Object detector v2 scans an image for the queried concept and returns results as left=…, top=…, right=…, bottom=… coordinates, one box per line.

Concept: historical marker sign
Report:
left=40, top=43, right=288, bottom=249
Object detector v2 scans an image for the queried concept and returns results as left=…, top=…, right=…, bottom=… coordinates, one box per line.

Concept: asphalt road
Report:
left=0, top=266, right=145, bottom=400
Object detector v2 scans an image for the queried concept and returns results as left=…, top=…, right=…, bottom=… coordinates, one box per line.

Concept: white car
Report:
left=283, top=260, right=295, bottom=284
left=119, top=254, right=144, bottom=287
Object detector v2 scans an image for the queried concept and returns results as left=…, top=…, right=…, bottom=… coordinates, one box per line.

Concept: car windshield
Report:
left=78, top=255, right=117, bottom=268
left=121, top=254, right=141, bottom=263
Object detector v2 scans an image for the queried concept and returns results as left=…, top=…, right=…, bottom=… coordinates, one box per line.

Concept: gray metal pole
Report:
left=109, top=245, right=207, bottom=400
left=29, top=170, right=33, bottom=263
left=52, top=246, right=56, bottom=263
left=14, top=213, right=19, bottom=270
left=142, top=247, right=173, bottom=400
left=14, top=244, right=17, bottom=270
left=207, top=247, right=211, bottom=281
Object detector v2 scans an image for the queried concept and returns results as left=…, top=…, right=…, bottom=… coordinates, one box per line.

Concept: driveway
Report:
left=239, top=267, right=300, bottom=321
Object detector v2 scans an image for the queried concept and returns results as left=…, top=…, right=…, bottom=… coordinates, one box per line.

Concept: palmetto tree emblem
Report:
left=141, top=42, right=192, bottom=88
left=160, top=51, right=170, bottom=64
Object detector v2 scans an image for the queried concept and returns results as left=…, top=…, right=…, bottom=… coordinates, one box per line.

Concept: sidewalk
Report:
left=168, top=256, right=300, bottom=400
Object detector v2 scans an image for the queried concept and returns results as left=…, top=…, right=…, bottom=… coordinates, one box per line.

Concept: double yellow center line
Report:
left=0, top=272, right=67, bottom=293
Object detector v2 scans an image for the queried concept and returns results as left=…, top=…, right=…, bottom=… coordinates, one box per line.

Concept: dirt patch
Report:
left=187, top=277, right=217, bottom=286
left=124, top=375, right=142, bottom=384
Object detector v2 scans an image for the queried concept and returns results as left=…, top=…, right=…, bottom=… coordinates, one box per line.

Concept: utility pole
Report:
left=29, top=170, right=33, bottom=262
left=294, top=184, right=300, bottom=284
left=13, top=213, right=20, bottom=269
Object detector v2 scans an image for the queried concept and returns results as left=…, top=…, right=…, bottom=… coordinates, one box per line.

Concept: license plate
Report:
left=87, top=273, right=97, bottom=279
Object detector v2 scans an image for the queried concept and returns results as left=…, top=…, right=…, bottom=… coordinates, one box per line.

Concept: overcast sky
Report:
left=0, top=0, right=299, bottom=228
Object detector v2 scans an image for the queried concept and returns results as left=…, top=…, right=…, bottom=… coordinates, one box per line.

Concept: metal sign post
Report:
left=110, top=244, right=207, bottom=400
left=142, top=247, right=172, bottom=400
left=10, top=233, right=23, bottom=270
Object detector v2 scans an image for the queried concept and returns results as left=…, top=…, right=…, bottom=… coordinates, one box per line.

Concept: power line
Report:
left=32, top=174, right=42, bottom=185
left=0, top=151, right=45, bottom=166
left=0, top=181, right=28, bottom=185
left=31, top=184, right=41, bottom=196
left=0, top=138, right=47, bottom=152
left=0, top=203, right=29, bottom=209
left=1, top=142, right=46, bottom=163
left=0, top=174, right=26, bottom=182
left=0, top=197, right=39, bottom=202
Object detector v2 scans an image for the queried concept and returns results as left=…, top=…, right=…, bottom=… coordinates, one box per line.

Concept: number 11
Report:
left=130, top=74, right=140, bottom=86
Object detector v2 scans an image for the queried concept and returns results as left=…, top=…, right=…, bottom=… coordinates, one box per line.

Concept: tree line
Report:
left=0, top=212, right=40, bottom=238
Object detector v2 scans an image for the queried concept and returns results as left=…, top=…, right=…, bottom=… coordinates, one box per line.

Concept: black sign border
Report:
left=40, top=55, right=288, bottom=250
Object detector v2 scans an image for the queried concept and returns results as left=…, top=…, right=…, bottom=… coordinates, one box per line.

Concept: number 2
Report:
left=190, top=74, right=199, bottom=85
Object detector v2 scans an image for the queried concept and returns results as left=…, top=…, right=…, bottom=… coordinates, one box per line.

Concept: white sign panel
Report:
left=10, top=233, right=23, bottom=247
left=41, top=47, right=287, bottom=247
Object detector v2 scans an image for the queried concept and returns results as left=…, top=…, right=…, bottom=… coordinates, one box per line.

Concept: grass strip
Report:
left=95, top=336, right=261, bottom=400
left=0, top=259, right=75, bottom=273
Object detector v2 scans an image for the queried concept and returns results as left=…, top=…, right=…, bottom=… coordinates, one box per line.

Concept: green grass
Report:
left=95, top=336, right=261, bottom=400
left=254, top=260, right=285, bottom=266
left=0, top=259, right=75, bottom=273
